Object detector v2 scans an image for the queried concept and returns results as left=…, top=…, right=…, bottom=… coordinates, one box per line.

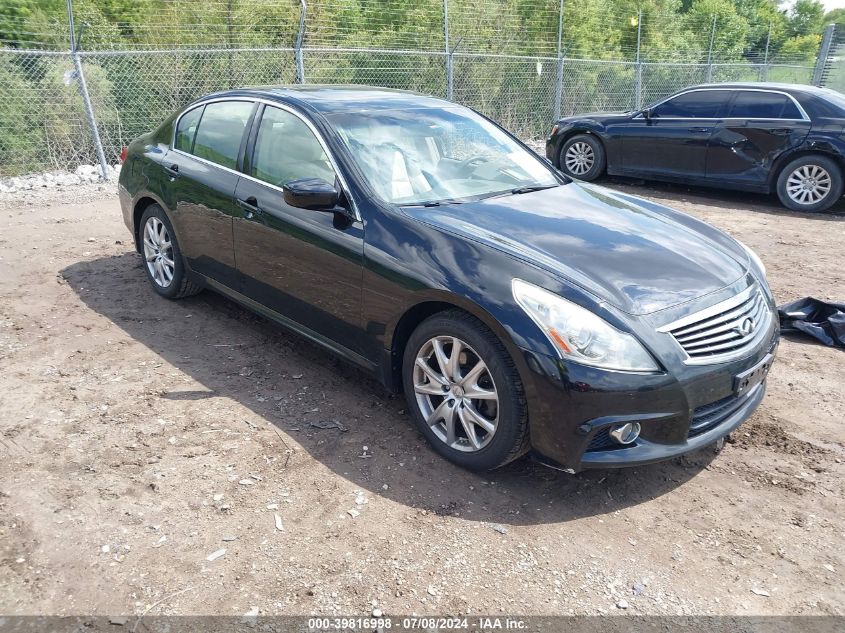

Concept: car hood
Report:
left=402, top=183, right=748, bottom=316
left=561, top=111, right=632, bottom=121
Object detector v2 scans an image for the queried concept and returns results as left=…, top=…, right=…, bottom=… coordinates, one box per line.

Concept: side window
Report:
left=191, top=101, right=254, bottom=169
left=251, top=106, right=336, bottom=187
left=174, top=106, right=203, bottom=152
left=651, top=90, right=730, bottom=118
left=727, top=91, right=802, bottom=119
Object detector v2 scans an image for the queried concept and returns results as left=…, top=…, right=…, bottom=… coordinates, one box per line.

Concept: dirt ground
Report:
left=0, top=178, right=843, bottom=619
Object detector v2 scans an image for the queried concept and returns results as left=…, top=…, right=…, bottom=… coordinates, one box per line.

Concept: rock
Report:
left=222, top=535, right=237, bottom=542
left=274, top=513, right=284, bottom=531
left=751, top=588, right=771, bottom=597
left=213, top=493, right=224, bottom=502
left=427, top=585, right=437, bottom=596
left=488, top=523, right=508, bottom=535
left=206, top=548, right=226, bottom=562
left=266, top=503, right=279, bottom=510
left=632, top=583, right=645, bottom=596
left=616, top=599, right=629, bottom=609
left=372, top=608, right=383, bottom=617
left=238, top=479, right=254, bottom=486
left=347, top=508, right=360, bottom=518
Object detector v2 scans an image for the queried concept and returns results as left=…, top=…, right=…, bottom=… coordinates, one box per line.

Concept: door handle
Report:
left=770, top=128, right=792, bottom=136
left=237, top=196, right=261, bottom=216
left=688, top=126, right=711, bottom=134
left=163, top=163, right=180, bottom=178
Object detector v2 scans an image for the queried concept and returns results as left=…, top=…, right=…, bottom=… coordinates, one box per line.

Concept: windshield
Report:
left=327, top=106, right=559, bottom=205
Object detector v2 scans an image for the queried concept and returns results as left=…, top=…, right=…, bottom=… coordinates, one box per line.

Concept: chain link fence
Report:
left=0, top=0, right=826, bottom=179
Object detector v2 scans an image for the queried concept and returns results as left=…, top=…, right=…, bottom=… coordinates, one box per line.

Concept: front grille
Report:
left=689, top=392, right=749, bottom=437
left=659, top=285, right=772, bottom=364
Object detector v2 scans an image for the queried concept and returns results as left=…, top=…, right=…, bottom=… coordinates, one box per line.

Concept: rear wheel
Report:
left=776, top=155, right=843, bottom=212
left=559, top=133, right=606, bottom=181
left=402, top=311, right=529, bottom=471
left=138, top=205, right=201, bottom=299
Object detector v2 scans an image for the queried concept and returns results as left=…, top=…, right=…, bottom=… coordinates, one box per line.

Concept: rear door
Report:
left=706, top=90, right=811, bottom=188
left=619, top=89, right=732, bottom=178
left=161, top=100, right=257, bottom=287
left=232, top=104, right=366, bottom=354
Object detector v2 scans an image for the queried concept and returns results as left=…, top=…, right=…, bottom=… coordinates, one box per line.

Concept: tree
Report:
left=789, top=0, right=824, bottom=38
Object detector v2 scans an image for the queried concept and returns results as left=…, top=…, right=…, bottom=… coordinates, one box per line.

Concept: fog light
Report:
left=609, top=422, right=640, bottom=445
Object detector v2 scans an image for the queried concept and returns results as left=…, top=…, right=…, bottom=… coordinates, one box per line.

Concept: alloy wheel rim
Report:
left=786, top=164, right=831, bottom=205
left=564, top=141, right=594, bottom=176
left=412, top=336, right=499, bottom=453
left=142, top=216, right=175, bottom=288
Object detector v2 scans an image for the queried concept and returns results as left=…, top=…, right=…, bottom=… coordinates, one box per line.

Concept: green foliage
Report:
left=0, top=0, right=834, bottom=177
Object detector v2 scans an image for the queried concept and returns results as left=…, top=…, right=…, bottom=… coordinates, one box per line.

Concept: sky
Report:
left=821, top=0, right=845, bottom=10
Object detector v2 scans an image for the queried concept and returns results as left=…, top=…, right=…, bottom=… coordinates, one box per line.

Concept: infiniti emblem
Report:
left=737, top=317, right=754, bottom=337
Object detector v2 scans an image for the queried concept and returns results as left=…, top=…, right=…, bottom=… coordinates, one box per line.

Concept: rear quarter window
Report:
left=174, top=106, right=203, bottom=152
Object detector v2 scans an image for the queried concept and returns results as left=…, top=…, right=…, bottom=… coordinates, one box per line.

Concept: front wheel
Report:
left=558, top=133, right=606, bottom=181
left=776, top=155, right=843, bottom=212
left=402, top=311, right=529, bottom=471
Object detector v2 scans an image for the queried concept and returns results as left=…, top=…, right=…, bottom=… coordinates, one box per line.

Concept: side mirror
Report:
left=642, top=108, right=653, bottom=120
left=283, top=178, right=339, bottom=211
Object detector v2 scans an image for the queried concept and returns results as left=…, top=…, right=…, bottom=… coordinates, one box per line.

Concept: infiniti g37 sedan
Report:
left=119, top=86, right=778, bottom=472
left=548, top=82, right=845, bottom=212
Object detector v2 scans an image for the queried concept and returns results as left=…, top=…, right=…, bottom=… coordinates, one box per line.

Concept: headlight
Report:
left=737, top=240, right=766, bottom=278
left=512, top=279, right=659, bottom=372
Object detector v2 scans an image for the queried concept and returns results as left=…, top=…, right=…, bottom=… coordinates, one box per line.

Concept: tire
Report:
left=776, top=154, right=843, bottom=213
left=402, top=310, right=529, bottom=471
left=558, top=133, right=606, bottom=181
left=138, top=204, right=202, bottom=299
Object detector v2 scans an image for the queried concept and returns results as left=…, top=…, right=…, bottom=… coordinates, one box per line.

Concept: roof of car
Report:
left=684, top=82, right=831, bottom=97
left=197, top=85, right=452, bottom=113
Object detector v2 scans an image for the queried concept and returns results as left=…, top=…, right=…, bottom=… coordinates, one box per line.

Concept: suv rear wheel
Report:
left=776, top=154, right=843, bottom=212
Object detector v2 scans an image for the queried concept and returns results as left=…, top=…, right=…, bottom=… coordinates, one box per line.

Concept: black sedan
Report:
left=119, top=86, right=778, bottom=473
left=547, top=82, right=845, bottom=212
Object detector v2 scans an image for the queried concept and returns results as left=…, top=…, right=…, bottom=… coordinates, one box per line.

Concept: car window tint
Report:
left=728, top=91, right=801, bottom=119
left=174, top=106, right=203, bottom=152
left=652, top=90, right=730, bottom=118
left=251, top=106, right=335, bottom=187
left=191, top=101, right=254, bottom=169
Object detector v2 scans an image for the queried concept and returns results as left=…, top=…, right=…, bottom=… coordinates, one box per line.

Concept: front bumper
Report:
left=521, top=328, right=778, bottom=472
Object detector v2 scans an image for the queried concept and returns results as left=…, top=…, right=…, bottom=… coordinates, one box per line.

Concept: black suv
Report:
left=547, top=82, right=845, bottom=212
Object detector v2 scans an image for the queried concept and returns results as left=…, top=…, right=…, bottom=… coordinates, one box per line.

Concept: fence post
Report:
left=634, top=10, right=642, bottom=110
left=444, top=0, right=453, bottom=100
left=812, top=23, right=835, bottom=86
left=760, top=22, right=771, bottom=82
left=66, top=0, right=109, bottom=179
left=295, top=0, right=307, bottom=84
left=554, top=0, right=564, bottom=119
left=705, top=14, right=716, bottom=83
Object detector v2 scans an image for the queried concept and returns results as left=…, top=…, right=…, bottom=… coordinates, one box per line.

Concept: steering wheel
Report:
left=457, top=155, right=491, bottom=172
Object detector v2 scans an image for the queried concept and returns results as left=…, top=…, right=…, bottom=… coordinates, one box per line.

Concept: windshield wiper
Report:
left=402, top=198, right=468, bottom=207
left=510, top=184, right=559, bottom=195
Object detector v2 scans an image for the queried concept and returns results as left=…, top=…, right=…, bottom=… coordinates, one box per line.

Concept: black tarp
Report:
left=778, top=297, right=845, bottom=348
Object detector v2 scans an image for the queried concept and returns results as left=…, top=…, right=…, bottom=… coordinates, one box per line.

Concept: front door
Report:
left=232, top=104, right=366, bottom=354
left=619, top=89, right=733, bottom=178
